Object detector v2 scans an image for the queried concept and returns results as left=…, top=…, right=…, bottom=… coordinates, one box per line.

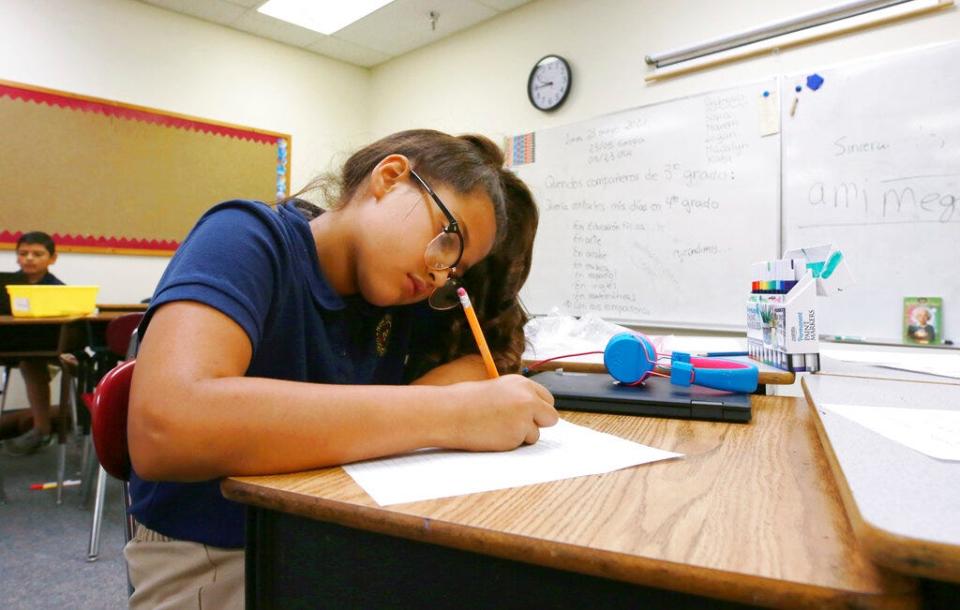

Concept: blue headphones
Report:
left=604, top=333, right=758, bottom=393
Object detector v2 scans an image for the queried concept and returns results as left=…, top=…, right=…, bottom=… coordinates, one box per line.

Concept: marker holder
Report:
left=746, top=245, right=852, bottom=372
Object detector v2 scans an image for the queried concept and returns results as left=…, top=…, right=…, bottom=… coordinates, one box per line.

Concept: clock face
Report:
left=527, top=55, right=571, bottom=112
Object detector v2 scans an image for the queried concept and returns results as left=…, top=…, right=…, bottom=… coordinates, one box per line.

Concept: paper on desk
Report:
left=343, top=419, right=682, bottom=506
left=821, top=403, right=960, bottom=461
left=819, top=348, right=960, bottom=380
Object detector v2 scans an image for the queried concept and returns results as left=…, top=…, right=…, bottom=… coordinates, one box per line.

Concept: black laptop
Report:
left=530, top=370, right=751, bottom=423
left=0, top=272, right=21, bottom=316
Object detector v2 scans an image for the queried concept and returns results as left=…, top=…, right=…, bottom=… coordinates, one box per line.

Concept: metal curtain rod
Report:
left=645, top=0, right=913, bottom=67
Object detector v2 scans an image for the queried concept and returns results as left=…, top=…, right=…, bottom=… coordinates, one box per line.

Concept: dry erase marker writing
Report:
left=457, top=287, right=499, bottom=379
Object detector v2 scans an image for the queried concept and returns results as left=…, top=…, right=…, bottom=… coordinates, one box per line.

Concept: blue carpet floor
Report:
left=0, top=436, right=127, bottom=609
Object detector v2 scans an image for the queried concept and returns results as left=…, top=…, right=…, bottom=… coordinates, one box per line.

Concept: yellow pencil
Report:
left=457, top=287, right=499, bottom=379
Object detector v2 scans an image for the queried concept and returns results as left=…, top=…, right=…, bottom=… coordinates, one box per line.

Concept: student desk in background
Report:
left=222, top=396, right=920, bottom=610
left=0, top=314, right=90, bottom=501
left=95, top=303, right=148, bottom=313
left=803, top=373, right=960, bottom=585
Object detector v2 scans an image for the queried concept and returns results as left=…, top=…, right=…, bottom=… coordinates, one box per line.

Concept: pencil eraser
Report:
left=456, top=287, right=466, bottom=297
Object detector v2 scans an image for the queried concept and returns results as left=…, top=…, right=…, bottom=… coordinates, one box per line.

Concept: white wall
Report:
left=4, top=0, right=957, bottom=299
left=0, top=0, right=373, bottom=302
left=1, top=0, right=957, bottom=408
left=0, top=0, right=374, bottom=408
left=368, top=0, right=959, bottom=140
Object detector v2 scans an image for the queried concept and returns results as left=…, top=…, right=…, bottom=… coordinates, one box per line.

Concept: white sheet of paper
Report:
left=821, top=403, right=960, bottom=461
left=819, top=348, right=960, bottom=379
left=758, top=88, right=780, bottom=136
left=343, top=419, right=682, bottom=506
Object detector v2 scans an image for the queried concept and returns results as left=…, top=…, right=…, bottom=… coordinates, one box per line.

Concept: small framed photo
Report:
left=903, top=297, right=942, bottom=345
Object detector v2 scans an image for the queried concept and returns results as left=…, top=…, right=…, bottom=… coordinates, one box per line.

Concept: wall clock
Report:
left=527, top=54, right=572, bottom=112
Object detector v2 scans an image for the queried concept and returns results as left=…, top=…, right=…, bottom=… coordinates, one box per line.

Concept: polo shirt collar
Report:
left=278, top=201, right=346, bottom=312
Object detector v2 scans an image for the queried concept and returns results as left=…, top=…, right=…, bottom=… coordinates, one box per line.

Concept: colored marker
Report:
left=457, top=287, right=499, bottom=379
left=829, top=335, right=865, bottom=343
left=30, top=479, right=81, bottom=490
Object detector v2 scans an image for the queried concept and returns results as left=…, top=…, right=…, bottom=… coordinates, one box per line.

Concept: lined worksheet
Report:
left=343, top=419, right=682, bottom=505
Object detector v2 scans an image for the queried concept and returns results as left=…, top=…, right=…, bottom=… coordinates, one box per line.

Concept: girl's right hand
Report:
left=443, top=374, right=558, bottom=452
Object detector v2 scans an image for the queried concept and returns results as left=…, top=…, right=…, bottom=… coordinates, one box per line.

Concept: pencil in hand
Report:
left=457, top=287, right=499, bottom=379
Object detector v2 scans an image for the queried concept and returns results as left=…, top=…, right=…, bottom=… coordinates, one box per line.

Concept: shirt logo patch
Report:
left=375, top=314, right=392, bottom=357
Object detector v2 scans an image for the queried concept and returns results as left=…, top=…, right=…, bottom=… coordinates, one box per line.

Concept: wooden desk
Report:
left=95, top=303, right=148, bottom=313
left=223, top=396, right=918, bottom=609
left=802, top=374, right=960, bottom=583
left=0, top=314, right=87, bottom=358
left=0, top=314, right=91, bottom=503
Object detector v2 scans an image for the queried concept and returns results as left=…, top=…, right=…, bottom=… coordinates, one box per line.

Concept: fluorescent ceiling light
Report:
left=257, top=0, right=394, bottom=35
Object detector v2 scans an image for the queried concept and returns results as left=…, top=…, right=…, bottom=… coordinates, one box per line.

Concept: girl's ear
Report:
left=370, top=154, right=411, bottom=200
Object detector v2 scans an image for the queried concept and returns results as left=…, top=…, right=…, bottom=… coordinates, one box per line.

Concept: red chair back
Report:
left=105, top=313, right=144, bottom=358
left=91, top=359, right=136, bottom=481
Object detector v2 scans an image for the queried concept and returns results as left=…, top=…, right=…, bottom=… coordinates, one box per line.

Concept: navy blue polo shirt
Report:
left=12, top=271, right=64, bottom=285
left=130, top=200, right=419, bottom=548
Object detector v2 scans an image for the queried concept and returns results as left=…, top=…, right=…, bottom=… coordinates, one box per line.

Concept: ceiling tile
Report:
left=306, top=37, right=393, bottom=68
left=222, top=0, right=265, bottom=7
left=174, top=0, right=248, bottom=25
left=474, top=0, right=530, bottom=11
left=136, top=0, right=534, bottom=67
left=334, top=0, right=497, bottom=56
left=232, top=9, right=326, bottom=48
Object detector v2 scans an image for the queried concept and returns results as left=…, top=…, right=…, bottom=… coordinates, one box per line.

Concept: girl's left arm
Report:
left=411, top=354, right=489, bottom=385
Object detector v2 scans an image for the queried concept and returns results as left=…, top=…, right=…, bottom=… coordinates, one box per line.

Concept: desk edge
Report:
left=222, top=477, right=918, bottom=609
left=802, top=378, right=960, bottom=584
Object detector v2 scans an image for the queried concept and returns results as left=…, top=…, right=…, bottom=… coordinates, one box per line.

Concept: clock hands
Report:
left=534, top=81, right=555, bottom=90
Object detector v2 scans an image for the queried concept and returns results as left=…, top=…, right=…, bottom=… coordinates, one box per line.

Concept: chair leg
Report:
left=122, top=480, right=136, bottom=597
left=54, top=366, right=72, bottom=505
left=0, top=365, right=11, bottom=432
left=0, top=368, right=8, bottom=504
left=56, top=440, right=67, bottom=505
left=65, top=370, right=79, bottom=437
left=87, top=466, right=108, bottom=561
left=78, top=435, right=97, bottom=508
left=122, top=480, right=135, bottom=543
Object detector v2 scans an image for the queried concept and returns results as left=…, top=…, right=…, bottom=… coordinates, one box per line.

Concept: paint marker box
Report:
left=746, top=245, right=852, bottom=372
left=746, top=277, right=818, bottom=372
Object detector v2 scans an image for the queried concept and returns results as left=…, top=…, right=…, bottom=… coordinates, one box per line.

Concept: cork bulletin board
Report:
left=0, top=79, right=291, bottom=256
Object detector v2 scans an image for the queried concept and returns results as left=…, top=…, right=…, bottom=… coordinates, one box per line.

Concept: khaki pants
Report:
left=124, top=523, right=244, bottom=610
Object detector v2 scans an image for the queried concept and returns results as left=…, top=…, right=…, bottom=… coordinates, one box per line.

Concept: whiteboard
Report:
left=517, top=80, right=780, bottom=329
left=782, top=42, right=960, bottom=340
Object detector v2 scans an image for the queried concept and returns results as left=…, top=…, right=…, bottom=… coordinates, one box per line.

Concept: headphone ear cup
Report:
left=604, top=333, right=655, bottom=383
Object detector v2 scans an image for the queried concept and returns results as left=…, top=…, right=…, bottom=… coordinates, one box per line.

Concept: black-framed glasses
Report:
left=409, top=169, right=465, bottom=310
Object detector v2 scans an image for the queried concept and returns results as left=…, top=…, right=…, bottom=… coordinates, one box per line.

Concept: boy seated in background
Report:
left=3, top=231, right=65, bottom=456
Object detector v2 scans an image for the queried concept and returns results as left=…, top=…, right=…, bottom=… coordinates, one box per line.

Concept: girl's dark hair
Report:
left=294, top=130, right=509, bottom=246
left=290, top=129, right=539, bottom=374
left=16, top=231, right=56, bottom=255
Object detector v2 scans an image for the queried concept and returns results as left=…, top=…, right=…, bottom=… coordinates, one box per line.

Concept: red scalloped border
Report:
left=0, top=230, right=178, bottom=253
left=0, top=83, right=277, bottom=145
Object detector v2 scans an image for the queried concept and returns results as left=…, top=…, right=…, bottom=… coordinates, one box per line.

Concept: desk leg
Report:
left=244, top=507, right=751, bottom=610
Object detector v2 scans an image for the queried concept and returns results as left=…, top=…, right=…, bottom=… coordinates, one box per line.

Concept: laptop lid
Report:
left=530, top=370, right=751, bottom=423
left=0, top=272, right=22, bottom=315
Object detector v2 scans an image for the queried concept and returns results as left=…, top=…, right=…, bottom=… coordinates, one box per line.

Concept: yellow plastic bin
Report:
left=5, top=285, right=100, bottom=317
